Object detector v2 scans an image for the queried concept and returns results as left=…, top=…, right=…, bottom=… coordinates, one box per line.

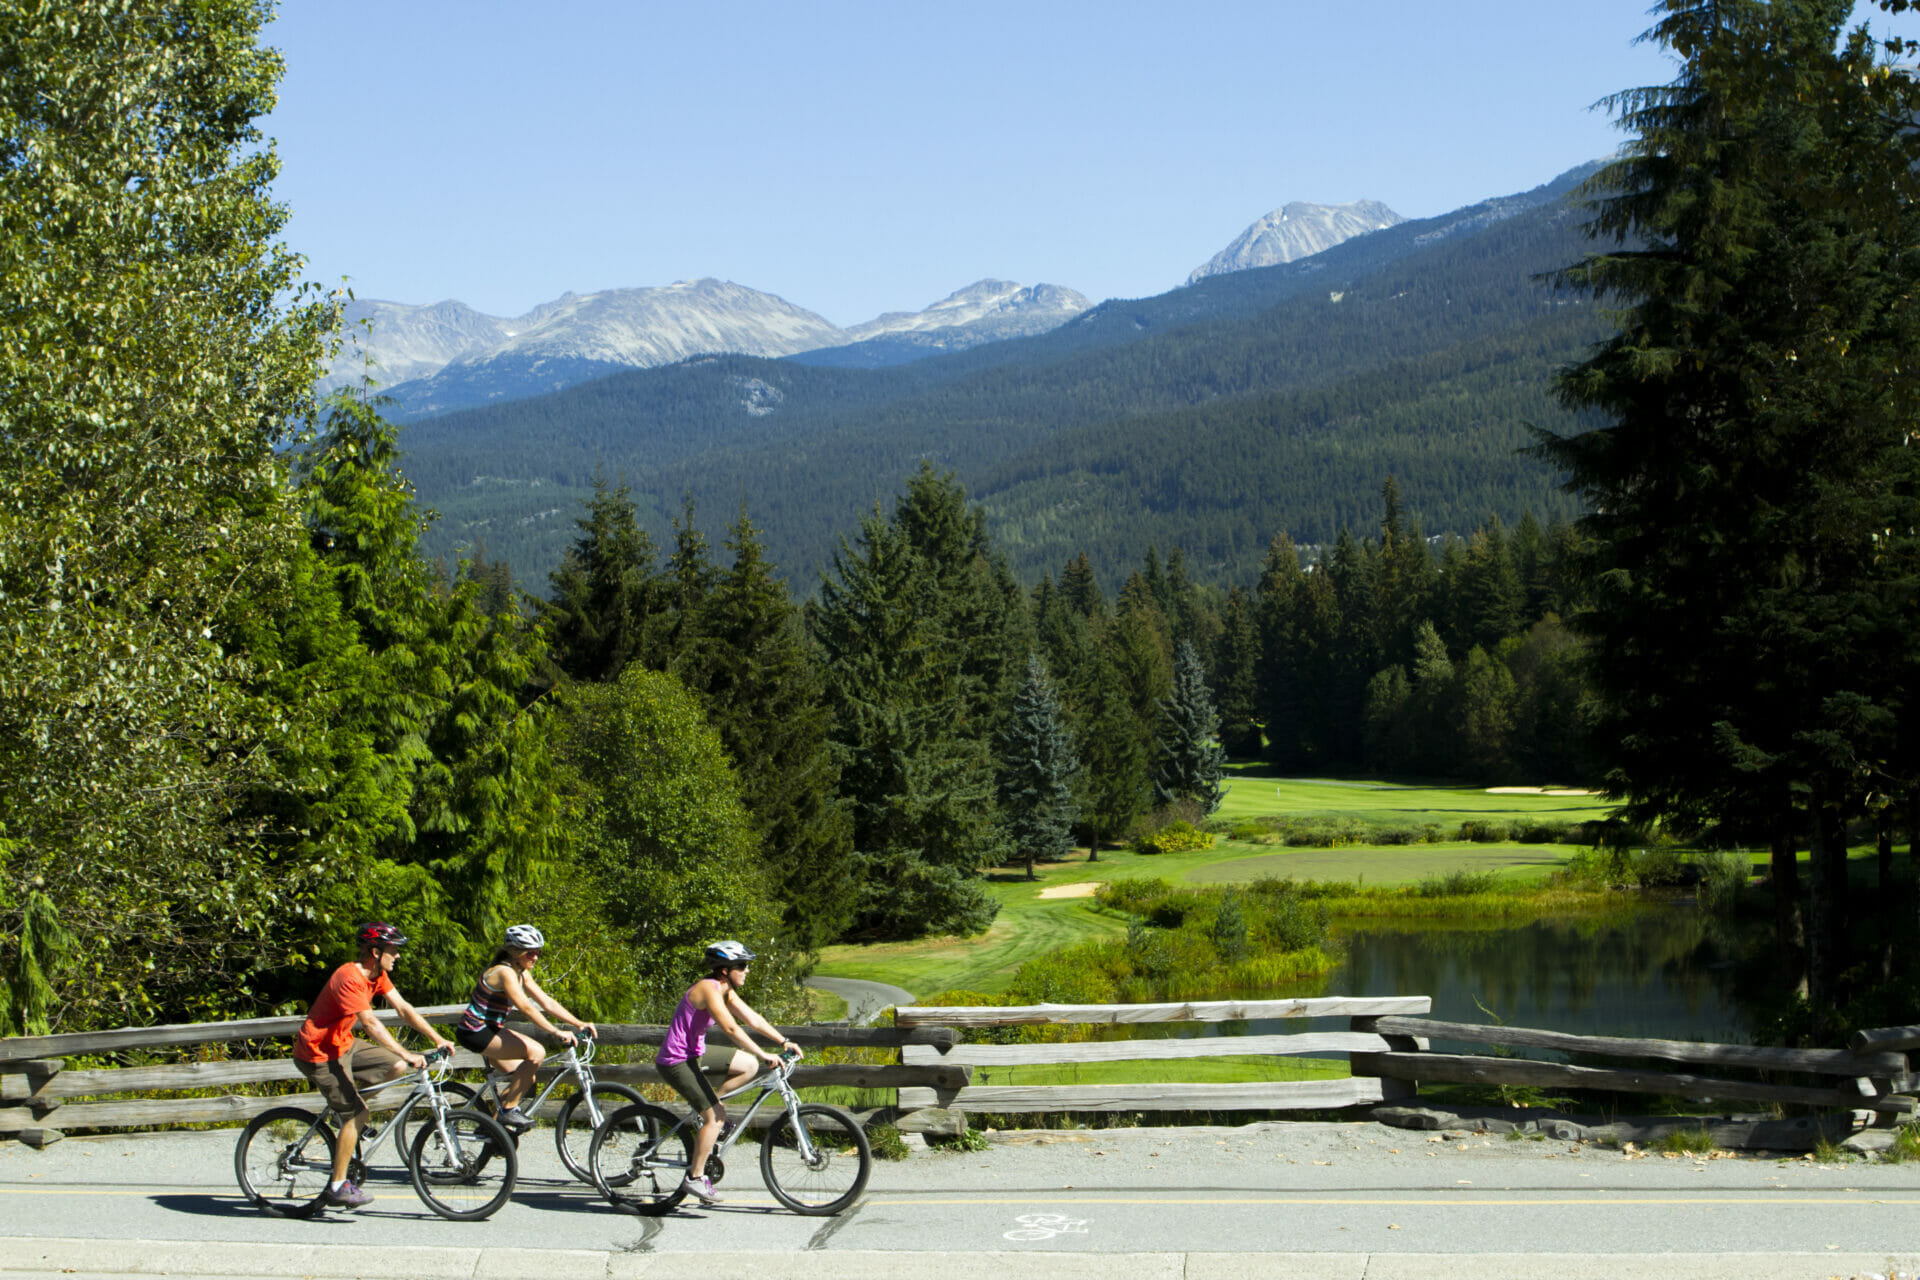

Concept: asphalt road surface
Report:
left=802, top=977, right=915, bottom=1025
left=2, top=1120, right=1918, bottom=1279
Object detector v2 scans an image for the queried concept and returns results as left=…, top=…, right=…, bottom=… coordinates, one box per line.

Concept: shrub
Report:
left=1692, top=850, right=1753, bottom=909
left=1134, top=821, right=1215, bottom=855
left=1371, top=825, right=1425, bottom=846
left=1228, top=822, right=1266, bottom=842
left=1512, top=821, right=1572, bottom=844
left=1416, top=869, right=1503, bottom=897
left=1457, top=820, right=1510, bottom=843
left=1096, top=877, right=1173, bottom=915
left=1630, top=846, right=1687, bottom=887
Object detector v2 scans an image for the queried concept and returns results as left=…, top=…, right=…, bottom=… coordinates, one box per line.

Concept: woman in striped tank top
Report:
left=454, top=923, right=595, bottom=1129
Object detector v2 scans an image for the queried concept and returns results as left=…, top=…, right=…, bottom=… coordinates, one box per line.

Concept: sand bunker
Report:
left=1485, top=786, right=1601, bottom=797
left=1038, top=881, right=1103, bottom=899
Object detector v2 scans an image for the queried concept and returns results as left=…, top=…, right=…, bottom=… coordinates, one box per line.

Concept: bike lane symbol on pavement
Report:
left=1004, top=1212, right=1092, bottom=1242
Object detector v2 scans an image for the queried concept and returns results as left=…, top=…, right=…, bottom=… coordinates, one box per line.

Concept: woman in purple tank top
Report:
left=655, top=939, right=801, bottom=1204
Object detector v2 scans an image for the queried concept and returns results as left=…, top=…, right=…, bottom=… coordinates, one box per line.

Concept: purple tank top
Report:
left=657, top=991, right=713, bottom=1065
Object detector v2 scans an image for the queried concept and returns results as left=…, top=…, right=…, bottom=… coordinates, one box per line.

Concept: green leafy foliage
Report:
left=555, top=665, right=796, bottom=1020
left=0, top=0, right=336, bottom=1030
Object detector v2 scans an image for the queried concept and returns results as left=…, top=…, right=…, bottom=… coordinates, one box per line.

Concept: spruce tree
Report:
left=814, top=508, right=1000, bottom=939
left=997, top=656, right=1083, bottom=881
left=1541, top=0, right=1920, bottom=1018
left=674, top=513, right=855, bottom=951
left=1071, top=647, right=1150, bottom=859
left=1153, top=642, right=1226, bottom=815
left=545, top=473, right=663, bottom=682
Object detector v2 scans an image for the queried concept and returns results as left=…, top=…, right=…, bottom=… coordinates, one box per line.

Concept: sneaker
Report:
left=717, top=1120, right=736, bottom=1144
left=681, top=1174, right=722, bottom=1204
left=323, top=1180, right=372, bottom=1210
left=499, top=1106, right=535, bottom=1131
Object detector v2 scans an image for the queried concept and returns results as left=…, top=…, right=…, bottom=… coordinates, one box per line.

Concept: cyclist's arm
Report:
left=701, top=984, right=779, bottom=1066
left=724, top=990, right=801, bottom=1058
left=355, top=1006, right=427, bottom=1069
left=520, top=973, right=594, bottom=1037
left=382, top=987, right=453, bottom=1053
left=497, top=966, right=574, bottom=1043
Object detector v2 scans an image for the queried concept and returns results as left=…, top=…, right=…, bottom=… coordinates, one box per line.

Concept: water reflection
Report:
left=1322, top=909, right=1755, bottom=1045
left=1178, top=907, right=1758, bottom=1050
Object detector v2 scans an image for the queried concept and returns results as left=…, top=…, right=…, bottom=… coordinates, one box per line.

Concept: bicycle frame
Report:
left=281, top=1049, right=461, bottom=1171
left=652, top=1055, right=818, bottom=1168
left=470, top=1029, right=605, bottom=1122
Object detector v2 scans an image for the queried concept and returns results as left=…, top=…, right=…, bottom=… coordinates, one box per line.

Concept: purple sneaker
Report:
left=681, top=1174, right=722, bottom=1204
left=324, top=1180, right=372, bottom=1209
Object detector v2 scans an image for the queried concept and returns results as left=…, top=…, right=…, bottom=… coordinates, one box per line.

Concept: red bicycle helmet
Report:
left=356, top=921, right=408, bottom=950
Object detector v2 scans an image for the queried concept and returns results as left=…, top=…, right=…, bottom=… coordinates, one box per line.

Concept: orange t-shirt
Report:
left=294, top=961, right=394, bottom=1063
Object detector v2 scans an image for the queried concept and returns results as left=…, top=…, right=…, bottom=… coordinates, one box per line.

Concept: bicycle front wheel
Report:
left=759, top=1103, right=870, bottom=1215
left=235, top=1106, right=335, bottom=1218
left=590, top=1102, right=690, bottom=1215
left=555, top=1081, right=645, bottom=1182
left=408, top=1108, right=517, bottom=1221
left=392, top=1080, right=476, bottom=1157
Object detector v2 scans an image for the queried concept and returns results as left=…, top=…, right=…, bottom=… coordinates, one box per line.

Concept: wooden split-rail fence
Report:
left=3, top=996, right=1915, bottom=1146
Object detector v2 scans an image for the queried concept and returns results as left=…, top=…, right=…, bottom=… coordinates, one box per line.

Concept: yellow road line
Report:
left=864, top=1195, right=1920, bottom=1206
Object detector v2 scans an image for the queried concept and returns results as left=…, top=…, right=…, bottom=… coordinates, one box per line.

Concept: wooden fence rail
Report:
left=0, top=1005, right=966, bottom=1147
left=894, top=996, right=1430, bottom=1114
left=5, top=996, right=1915, bottom=1146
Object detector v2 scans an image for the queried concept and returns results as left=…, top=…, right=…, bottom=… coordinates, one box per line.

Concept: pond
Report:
left=1186, top=905, right=1762, bottom=1050
left=1320, top=908, right=1758, bottom=1047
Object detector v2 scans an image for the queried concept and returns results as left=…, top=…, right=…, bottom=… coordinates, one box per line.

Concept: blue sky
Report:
left=259, top=2, right=1879, bottom=328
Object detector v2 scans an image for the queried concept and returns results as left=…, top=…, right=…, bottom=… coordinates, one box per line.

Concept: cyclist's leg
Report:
left=659, top=1057, right=724, bottom=1183
left=714, top=1046, right=757, bottom=1100
left=296, top=1053, right=371, bottom=1184
left=480, top=1027, right=544, bottom=1108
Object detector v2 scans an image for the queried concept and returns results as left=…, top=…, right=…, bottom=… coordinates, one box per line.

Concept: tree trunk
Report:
left=1805, top=789, right=1834, bottom=1041
left=1879, top=806, right=1895, bottom=980
left=1769, top=824, right=1805, bottom=997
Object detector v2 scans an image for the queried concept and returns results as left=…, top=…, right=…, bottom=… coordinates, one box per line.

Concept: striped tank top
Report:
left=458, top=970, right=513, bottom=1034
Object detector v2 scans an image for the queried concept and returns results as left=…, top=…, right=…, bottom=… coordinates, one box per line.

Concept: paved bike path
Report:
left=3, top=1123, right=1917, bottom=1278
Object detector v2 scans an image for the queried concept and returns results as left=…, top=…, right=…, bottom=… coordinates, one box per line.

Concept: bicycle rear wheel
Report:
left=235, top=1106, right=335, bottom=1218
left=408, top=1108, right=517, bottom=1221
left=590, top=1102, right=691, bottom=1215
left=760, top=1103, right=870, bottom=1215
left=555, top=1081, right=645, bottom=1182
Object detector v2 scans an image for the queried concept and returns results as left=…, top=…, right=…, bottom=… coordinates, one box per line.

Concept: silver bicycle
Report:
left=234, top=1047, right=518, bottom=1220
left=445, top=1025, right=644, bottom=1182
left=587, top=1051, right=871, bottom=1216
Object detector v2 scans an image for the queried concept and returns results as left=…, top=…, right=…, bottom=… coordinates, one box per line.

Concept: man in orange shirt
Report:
left=292, top=921, right=454, bottom=1209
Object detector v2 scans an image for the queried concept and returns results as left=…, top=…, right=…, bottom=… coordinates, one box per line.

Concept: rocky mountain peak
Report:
left=1188, top=199, right=1406, bottom=284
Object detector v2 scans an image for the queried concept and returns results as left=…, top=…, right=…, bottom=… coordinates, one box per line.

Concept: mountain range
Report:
left=324, top=200, right=1403, bottom=417
left=389, top=162, right=1609, bottom=594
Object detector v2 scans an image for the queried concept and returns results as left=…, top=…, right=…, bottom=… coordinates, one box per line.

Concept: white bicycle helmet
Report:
left=704, top=939, right=756, bottom=967
left=504, top=923, right=546, bottom=951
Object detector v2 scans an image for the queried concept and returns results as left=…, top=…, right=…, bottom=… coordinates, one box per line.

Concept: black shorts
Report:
left=656, top=1043, right=740, bottom=1114
left=455, top=1023, right=500, bottom=1054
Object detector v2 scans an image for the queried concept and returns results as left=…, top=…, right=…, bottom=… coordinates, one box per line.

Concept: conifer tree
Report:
left=1071, top=648, right=1150, bottom=860
left=1057, top=552, right=1108, bottom=623
left=997, top=656, right=1083, bottom=881
left=1214, top=586, right=1262, bottom=757
left=1541, top=0, right=1920, bottom=1016
left=815, top=508, right=1000, bottom=939
left=675, top=513, right=855, bottom=951
left=1153, top=642, right=1225, bottom=814
left=1254, top=534, right=1308, bottom=769
left=545, top=473, right=663, bottom=682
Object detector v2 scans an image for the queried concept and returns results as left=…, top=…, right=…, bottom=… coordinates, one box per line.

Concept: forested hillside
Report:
left=396, top=167, right=1610, bottom=592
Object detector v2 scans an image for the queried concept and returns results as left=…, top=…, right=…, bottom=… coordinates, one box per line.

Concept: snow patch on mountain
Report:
left=1188, top=200, right=1405, bottom=284
left=844, top=279, right=1091, bottom=343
